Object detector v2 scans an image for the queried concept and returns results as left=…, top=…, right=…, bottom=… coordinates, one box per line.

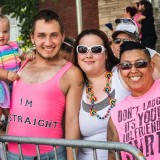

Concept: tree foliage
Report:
left=0, top=0, right=59, bottom=48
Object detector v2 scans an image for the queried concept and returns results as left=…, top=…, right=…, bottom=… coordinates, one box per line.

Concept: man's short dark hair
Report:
left=120, top=41, right=151, bottom=60
left=31, top=9, right=64, bottom=34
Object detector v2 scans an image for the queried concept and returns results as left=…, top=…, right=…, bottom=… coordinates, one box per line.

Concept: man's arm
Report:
left=65, top=66, right=84, bottom=160
left=107, top=117, right=121, bottom=160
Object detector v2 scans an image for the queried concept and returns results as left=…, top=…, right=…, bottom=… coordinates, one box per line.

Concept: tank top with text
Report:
left=7, top=62, right=73, bottom=156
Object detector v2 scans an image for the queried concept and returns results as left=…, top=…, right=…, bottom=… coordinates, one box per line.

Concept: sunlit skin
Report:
left=78, top=35, right=107, bottom=78
left=120, top=49, right=155, bottom=97
left=30, top=19, right=65, bottom=61
left=111, top=33, right=135, bottom=59
left=124, top=10, right=131, bottom=18
left=0, top=19, right=10, bottom=46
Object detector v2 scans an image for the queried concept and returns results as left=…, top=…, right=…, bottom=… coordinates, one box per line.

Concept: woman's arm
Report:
left=136, top=15, right=146, bottom=22
left=107, top=117, right=121, bottom=160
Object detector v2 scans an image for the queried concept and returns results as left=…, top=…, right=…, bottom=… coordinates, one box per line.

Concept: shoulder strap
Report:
left=55, top=62, right=73, bottom=81
left=17, top=59, right=29, bottom=75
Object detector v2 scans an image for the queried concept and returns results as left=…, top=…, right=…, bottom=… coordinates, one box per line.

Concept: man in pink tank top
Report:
left=108, top=41, right=160, bottom=160
left=7, top=10, right=84, bottom=160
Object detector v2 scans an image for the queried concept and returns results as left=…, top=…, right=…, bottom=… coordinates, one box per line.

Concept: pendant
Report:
left=90, top=108, right=97, bottom=116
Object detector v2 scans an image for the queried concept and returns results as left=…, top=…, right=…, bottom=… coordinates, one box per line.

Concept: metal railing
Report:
left=0, top=135, right=146, bottom=160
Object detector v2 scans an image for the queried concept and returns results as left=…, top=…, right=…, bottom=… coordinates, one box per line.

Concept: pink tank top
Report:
left=8, top=62, right=73, bottom=156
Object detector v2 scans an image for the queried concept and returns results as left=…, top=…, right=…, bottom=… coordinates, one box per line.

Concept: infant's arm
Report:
left=0, top=68, right=19, bottom=82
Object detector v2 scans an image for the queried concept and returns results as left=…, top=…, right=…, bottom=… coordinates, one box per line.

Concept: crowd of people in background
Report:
left=0, top=0, right=159, bottom=160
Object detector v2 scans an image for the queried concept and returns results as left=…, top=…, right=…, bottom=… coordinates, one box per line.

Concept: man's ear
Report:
left=30, top=33, right=35, bottom=45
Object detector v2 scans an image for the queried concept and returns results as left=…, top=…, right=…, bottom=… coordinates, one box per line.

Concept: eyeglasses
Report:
left=115, top=19, right=136, bottom=26
left=77, top=45, right=106, bottom=54
left=113, top=38, right=129, bottom=44
left=63, top=41, right=74, bottom=48
left=120, top=60, right=150, bottom=70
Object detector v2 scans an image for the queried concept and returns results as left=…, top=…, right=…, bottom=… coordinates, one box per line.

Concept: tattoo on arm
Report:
left=78, top=81, right=84, bottom=87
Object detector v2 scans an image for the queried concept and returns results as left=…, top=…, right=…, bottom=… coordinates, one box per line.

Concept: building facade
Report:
left=39, top=0, right=160, bottom=52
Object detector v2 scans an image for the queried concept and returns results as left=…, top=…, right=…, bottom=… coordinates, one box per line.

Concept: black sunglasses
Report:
left=115, top=19, right=136, bottom=26
left=120, top=60, right=150, bottom=70
left=77, top=45, right=106, bottom=54
left=113, top=38, right=129, bottom=44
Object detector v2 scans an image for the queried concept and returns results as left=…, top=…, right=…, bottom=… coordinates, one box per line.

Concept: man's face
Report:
left=120, top=49, right=154, bottom=97
left=111, top=33, right=135, bottom=59
left=30, top=19, right=65, bottom=60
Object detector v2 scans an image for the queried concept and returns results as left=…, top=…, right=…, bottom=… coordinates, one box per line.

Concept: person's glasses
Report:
left=120, top=60, right=150, bottom=70
left=115, top=18, right=136, bottom=26
left=113, top=38, right=129, bottom=44
left=63, top=41, right=74, bottom=48
left=77, top=45, right=106, bottom=54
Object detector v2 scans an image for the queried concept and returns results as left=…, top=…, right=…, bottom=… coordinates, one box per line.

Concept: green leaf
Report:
left=0, top=0, right=59, bottom=48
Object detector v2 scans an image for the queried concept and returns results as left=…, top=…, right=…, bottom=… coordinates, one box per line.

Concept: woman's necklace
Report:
left=86, top=72, right=116, bottom=119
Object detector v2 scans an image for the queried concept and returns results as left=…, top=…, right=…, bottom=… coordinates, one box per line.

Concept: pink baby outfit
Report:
left=111, top=80, right=160, bottom=160
left=0, top=41, right=21, bottom=108
left=0, top=41, right=21, bottom=72
left=7, top=62, right=73, bottom=156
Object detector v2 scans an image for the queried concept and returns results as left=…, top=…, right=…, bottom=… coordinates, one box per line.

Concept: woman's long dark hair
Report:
left=139, top=0, right=153, bottom=13
left=73, top=29, right=119, bottom=79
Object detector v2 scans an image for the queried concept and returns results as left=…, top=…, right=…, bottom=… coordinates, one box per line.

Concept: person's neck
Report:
left=131, top=80, right=155, bottom=97
left=86, top=70, right=107, bottom=84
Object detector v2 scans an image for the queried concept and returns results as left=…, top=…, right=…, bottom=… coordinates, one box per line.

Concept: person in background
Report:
left=137, top=0, right=157, bottom=49
left=133, top=2, right=142, bottom=38
left=111, top=18, right=160, bottom=79
left=7, top=9, right=83, bottom=160
left=124, top=6, right=137, bottom=19
left=60, top=37, right=75, bottom=61
left=73, top=29, right=129, bottom=160
left=111, top=18, right=139, bottom=59
left=108, top=41, right=160, bottom=160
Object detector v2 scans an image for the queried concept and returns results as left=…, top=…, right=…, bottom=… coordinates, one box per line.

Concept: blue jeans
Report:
left=7, top=146, right=67, bottom=160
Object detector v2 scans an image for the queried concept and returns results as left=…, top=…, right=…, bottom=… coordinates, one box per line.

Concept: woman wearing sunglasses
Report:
left=73, top=29, right=131, bottom=160
left=108, top=41, right=159, bottom=160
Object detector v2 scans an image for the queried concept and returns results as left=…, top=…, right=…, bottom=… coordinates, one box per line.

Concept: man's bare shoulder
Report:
left=62, top=64, right=84, bottom=87
left=67, top=65, right=83, bottom=75
left=60, top=64, right=84, bottom=95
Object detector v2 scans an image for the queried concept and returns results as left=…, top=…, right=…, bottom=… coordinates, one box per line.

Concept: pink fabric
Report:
left=7, top=62, right=73, bottom=156
left=111, top=80, right=160, bottom=160
left=133, top=13, right=142, bottom=38
left=0, top=41, right=21, bottom=71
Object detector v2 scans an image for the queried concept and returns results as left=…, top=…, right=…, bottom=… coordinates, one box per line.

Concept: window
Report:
left=7, top=15, right=21, bottom=42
